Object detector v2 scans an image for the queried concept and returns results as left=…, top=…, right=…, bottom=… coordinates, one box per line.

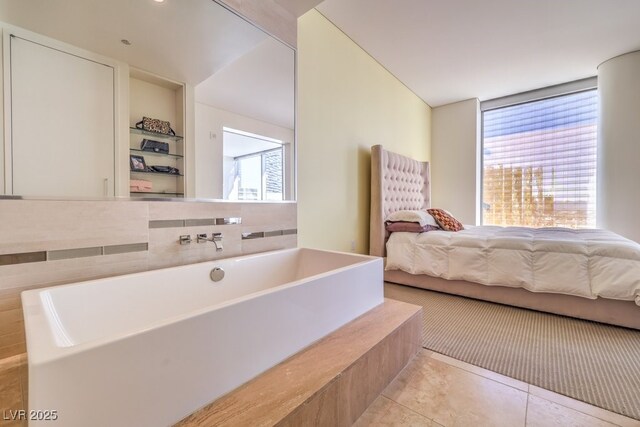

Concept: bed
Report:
left=369, top=144, right=640, bottom=329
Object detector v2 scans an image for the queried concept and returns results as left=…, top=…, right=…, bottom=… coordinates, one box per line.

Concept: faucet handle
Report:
left=212, top=232, right=223, bottom=251
left=179, top=235, right=192, bottom=245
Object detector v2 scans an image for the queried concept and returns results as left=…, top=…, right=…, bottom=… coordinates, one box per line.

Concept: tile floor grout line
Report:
left=532, top=394, right=626, bottom=427
left=374, top=348, right=628, bottom=426
left=426, top=344, right=638, bottom=424
left=428, top=350, right=529, bottom=394
left=443, top=352, right=629, bottom=426
left=382, top=394, right=440, bottom=425
left=529, top=384, right=625, bottom=422
left=454, top=353, right=632, bottom=427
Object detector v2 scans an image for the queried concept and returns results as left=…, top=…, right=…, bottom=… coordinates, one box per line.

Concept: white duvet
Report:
left=386, top=226, right=640, bottom=305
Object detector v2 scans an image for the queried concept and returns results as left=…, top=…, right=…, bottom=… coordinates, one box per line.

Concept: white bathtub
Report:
left=21, top=248, right=383, bottom=426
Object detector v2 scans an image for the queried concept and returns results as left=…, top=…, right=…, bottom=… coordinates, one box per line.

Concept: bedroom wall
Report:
left=296, top=9, right=432, bottom=253
left=431, top=99, right=480, bottom=225
left=598, top=51, right=640, bottom=243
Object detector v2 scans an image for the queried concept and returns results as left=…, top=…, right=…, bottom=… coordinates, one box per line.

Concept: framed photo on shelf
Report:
left=130, top=155, right=147, bottom=171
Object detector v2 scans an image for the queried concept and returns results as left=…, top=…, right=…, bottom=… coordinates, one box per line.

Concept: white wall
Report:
left=598, top=51, right=640, bottom=242
left=194, top=103, right=294, bottom=199
left=431, top=98, right=480, bottom=225
left=129, top=78, right=178, bottom=129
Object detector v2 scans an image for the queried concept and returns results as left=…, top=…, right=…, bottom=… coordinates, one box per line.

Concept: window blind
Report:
left=482, top=89, right=598, bottom=228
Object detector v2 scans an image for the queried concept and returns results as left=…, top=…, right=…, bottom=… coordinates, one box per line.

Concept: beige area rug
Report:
left=384, top=282, right=640, bottom=421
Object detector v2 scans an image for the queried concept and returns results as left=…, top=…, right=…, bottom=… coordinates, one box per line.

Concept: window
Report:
left=223, top=129, right=284, bottom=201
left=482, top=88, right=598, bottom=228
left=235, top=149, right=284, bottom=201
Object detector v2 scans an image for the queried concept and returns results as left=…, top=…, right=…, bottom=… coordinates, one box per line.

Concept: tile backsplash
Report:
left=0, top=199, right=297, bottom=360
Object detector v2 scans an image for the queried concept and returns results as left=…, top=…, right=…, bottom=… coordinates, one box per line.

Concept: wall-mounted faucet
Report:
left=179, top=235, right=192, bottom=245
left=197, top=232, right=223, bottom=251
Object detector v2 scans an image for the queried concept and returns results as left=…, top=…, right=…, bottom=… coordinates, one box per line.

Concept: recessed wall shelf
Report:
left=128, top=69, right=186, bottom=198
left=129, top=148, right=184, bottom=159
left=130, top=127, right=183, bottom=142
left=130, top=191, right=184, bottom=196
left=130, top=170, right=184, bottom=177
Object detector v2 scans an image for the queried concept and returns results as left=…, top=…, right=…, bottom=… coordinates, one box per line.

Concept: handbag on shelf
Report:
left=140, top=139, right=170, bottom=154
left=135, top=117, right=176, bottom=136
left=150, top=165, right=180, bottom=175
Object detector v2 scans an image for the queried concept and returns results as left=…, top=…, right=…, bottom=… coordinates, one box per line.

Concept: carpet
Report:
left=384, top=282, right=640, bottom=421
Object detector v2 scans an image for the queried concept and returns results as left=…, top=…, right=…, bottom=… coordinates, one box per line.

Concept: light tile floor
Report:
left=354, top=349, right=640, bottom=427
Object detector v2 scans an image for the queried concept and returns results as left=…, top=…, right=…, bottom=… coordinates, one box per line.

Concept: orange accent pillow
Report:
left=426, top=208, right=464, bottom=232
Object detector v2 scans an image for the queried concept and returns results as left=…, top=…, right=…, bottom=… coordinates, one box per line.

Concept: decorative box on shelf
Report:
left=130, top=179, right=153, bottom=193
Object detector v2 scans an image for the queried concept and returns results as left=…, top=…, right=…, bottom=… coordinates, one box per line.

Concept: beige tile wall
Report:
left=0, top=199, right=297, bottom=361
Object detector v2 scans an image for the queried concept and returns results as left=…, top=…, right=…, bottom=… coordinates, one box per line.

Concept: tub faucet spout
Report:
left=197, top=233, right=223, bottom=251
left=213, top=233, right=223, bottom=251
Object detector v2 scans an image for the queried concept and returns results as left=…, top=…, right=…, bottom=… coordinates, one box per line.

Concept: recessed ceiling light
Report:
left=153, top=0, right=165, bottom=2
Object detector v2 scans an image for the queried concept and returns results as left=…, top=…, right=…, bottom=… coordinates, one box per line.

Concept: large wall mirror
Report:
left=0, top=0, right=295, bottom=201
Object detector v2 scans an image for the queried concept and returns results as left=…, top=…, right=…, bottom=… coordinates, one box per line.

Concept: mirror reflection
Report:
left=0, top=0, right=295, bottom=201
left=222, top=128, right=291, bottom=201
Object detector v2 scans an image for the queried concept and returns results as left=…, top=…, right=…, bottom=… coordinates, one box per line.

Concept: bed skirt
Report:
left=385, top=269, right=640, bottom=330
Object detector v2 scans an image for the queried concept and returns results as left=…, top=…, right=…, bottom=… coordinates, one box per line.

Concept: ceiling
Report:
left=196, top=37, right=295, bottom=129
left=274, top=0, right=327, bottom=19
left=0, top=0, right=270, bottom=86
left=0, top=0, right=295, bottom=129
left=317, top=0, right=640, bottom=107
left=223, top=130, right=282, bottom=158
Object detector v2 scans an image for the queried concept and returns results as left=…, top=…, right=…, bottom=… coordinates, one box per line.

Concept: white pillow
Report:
left=385, top=210, right=438, bottom=227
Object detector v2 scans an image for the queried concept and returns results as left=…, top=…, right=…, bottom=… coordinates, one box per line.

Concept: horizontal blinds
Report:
left=482, top=89, right=598, bottom=228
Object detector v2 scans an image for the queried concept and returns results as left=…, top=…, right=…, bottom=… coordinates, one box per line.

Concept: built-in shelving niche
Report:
left=129, top=69, right=186, bottom=198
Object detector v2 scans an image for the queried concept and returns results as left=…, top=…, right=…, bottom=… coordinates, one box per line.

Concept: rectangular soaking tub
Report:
left=21, top=248, right=383, bottom=426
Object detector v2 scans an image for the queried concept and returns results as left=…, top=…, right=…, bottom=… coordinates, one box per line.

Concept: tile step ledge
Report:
left=0, top=352, right=27, bottom=372
left=176, top=298, right=423, bottom=427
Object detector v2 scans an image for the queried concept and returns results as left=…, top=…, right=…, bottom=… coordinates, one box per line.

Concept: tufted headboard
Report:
left=369, top=145, right=431, bottom=257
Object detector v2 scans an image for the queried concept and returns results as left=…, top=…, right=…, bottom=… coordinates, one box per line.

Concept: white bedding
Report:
left=386, top=226, right=640, bottom=305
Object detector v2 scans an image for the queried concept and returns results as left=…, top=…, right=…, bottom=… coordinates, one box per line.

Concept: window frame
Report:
left=234, top=146, right=284, bottom=201
left=479, top=78, right=598, bottom=227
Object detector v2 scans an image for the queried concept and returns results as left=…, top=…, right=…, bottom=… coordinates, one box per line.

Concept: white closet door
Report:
left=10, top=36, right=115, bottom=197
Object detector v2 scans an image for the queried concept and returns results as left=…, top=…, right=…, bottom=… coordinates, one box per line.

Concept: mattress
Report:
left=386, top=226, right=640, bottom=305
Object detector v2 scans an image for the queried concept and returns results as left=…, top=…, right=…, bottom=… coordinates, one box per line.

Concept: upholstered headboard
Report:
left=369, top=145, right=431, bottom=257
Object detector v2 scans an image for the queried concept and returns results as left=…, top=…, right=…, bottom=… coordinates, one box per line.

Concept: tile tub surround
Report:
left=177, top=298, right=422, bottom=427
left=0, top=199, right=297, bottom=361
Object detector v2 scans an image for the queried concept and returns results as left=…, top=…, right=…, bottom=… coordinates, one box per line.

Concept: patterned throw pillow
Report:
left=426, top=208, right=464, bottom=232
